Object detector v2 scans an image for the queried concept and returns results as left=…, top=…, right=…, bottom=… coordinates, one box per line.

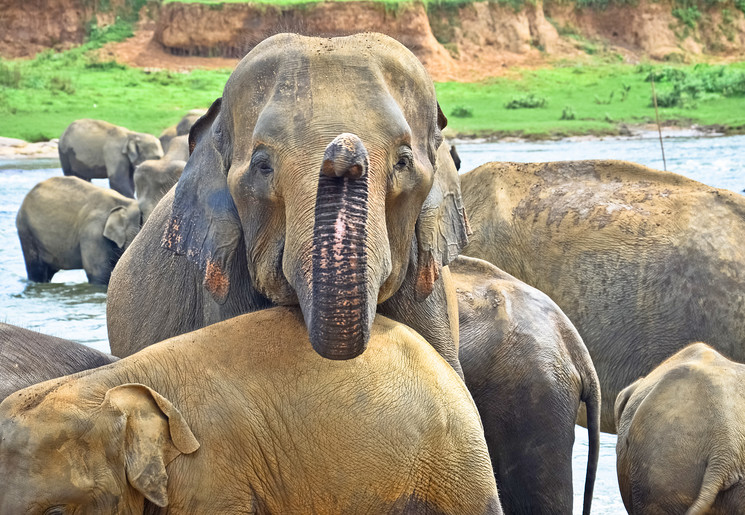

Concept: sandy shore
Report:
left=0, top=137, right=60, bottom=160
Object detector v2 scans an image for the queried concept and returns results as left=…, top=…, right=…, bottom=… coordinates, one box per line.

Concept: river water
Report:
left=1, top=134, right=744, bottom=513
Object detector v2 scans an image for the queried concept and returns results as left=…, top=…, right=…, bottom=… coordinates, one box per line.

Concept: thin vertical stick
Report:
left=650, top=75, right=667, bottom=171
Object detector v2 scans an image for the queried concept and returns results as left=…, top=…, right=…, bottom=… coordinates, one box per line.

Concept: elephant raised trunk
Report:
left=310, top=133, right=371, bottom=360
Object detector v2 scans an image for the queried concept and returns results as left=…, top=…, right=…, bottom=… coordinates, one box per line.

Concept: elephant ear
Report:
left=614, top=379, right=641, bottom=427
left=413, top=106, right=471, bottom=301
left=124, top=136, right=139, bottom=165
left=103, top=206, right=128, bottom=248
left=161, top=97, right=241, bottom=304
left=103, top=383, right=200, bottom=508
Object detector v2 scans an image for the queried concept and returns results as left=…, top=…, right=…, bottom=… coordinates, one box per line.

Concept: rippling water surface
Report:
left=1, top=135, right=743, bottom=514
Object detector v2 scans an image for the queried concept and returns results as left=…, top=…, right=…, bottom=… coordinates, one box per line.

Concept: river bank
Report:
left=0, top=123, right=731, bottom=162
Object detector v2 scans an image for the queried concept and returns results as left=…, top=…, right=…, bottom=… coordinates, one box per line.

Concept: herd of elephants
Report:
left=2, top=32, right=745, bottom=514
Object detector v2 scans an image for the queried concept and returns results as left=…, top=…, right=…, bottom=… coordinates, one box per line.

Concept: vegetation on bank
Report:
left=436, top=61, right=745, bottom=138
left=0, top=22, right=744, bottom=141
left=160, top=0, right=745, bottom=16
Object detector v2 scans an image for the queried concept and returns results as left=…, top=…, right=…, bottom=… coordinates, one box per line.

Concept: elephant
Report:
left=159, top=109, right=207, bottom=152
left=0, top=323, right=117, bottom=401
left=107, top=33, right=469, bottom=373
left=459, top=159, right=745, bottom=432
left=59, top=118, right=164, bottom=198
left=16, top=176, right=142, bottom=285
left=134, top=134, right=188, bottom=222
left=452, top=256, right=600, bottom=515
left=615, top=342, right=745, bottom=514
left=0, top=307, right=502, bottom=514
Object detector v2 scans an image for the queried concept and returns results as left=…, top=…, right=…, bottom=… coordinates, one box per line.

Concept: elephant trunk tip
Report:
left=309, top=313, right=370, bottom=360
left=321, top=133, right=369, bottom=179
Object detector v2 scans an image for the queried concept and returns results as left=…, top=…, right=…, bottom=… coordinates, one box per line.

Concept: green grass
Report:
left=1, top=44, right=744, bottom=141
left=435, top=62, right=745, bottom=138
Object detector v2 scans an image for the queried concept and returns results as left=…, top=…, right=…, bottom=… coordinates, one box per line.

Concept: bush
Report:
left=672, top=6, right=702, bottom=28
left=560, top=105, right=576, bottom=120
left=0, top=61, right=22, bottom=88
left=48, top=76, right=75, bottom=95
left=504, top=93, right=548, bottom=109
left=450, top=105, right=473, bottom=117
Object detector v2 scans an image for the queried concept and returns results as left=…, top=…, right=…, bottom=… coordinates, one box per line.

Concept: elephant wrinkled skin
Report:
left=0, top=307, right=501, bottom=514
left=108, top=33, right=468, bottom=370
left=616, top=343, right=745, bottom=514
left=59, top=119, right=163, bottom=198
left=16, top=176, right=141, bottom=285
left=0, top=323, right=117, bottom=401
left=453, top=256, right=600, bottom=515
left=460, top=159, right=745, bottom=432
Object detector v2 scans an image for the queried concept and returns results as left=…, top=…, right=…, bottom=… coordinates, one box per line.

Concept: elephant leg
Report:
left=19, top=237, right=56, bottom=282
left=106, top=159, right=135, bottom=198
left=379, top=246, right=463, bottom=378
left=25, top=261, right=57, bottom=283
left=81, top=239, right=117, bottom=285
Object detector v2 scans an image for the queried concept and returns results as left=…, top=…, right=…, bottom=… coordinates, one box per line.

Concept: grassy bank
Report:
left=1, top=43, right=744, bottom=141
left=437, top=61, right=745, bottom=139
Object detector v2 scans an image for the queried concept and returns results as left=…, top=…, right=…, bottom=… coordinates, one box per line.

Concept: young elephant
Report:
left=16, top=176, right=141, bottom=285
left=0, top=307, right=501, bottom=514
left=59, top=118, right=163, bottom=197
left=134, top=135, right=188, bottom=222
left=0, top=323, right=117, bottom=401
left=615, top=343, right=745, bottom=514
left=452, top=256, right=600, bottom=515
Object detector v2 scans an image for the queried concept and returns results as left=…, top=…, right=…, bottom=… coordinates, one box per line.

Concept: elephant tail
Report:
left=685, top=464, right=725, bottom=514
left=581, top=366, right=601, bottom=515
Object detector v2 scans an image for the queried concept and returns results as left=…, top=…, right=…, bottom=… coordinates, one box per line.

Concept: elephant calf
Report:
left=59, top=118, right=163, bottom=197
left=134, top=134, right=188, bottom=222
left=0, top=323, right=117, bottom=401
left=0, top=307, right=501, bottom=514
left=616, top=343, right=745, bottom=514
left=453, top=256, right=600, bottom=515
left=16, top=176, right=141, bottom=285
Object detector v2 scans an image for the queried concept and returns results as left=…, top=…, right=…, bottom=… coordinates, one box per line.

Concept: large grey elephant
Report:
left=616, top=343, right=745, bottom=514
left=0, top=307, right=501, bottom=514
left=453, top=256, right=600, bottom=515
left=460, top=159, right=745, bottom=432
left=16, top=176, right=141, bottom=285
left=108, top=33, right=469, bottom=372
left=134, top=134, right=188, bottom=222
left=0, top=323, right=117, bottom=401
left=59, top=118, right=163, bottom=198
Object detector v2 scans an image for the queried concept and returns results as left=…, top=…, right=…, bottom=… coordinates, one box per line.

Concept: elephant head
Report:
left=103, top=203, right=142, bottom=250
left=161, top=33, right=468, bottom=360
left=0, top=383, right=199, bottom=512
left=125, top=133, right=164, bottom=168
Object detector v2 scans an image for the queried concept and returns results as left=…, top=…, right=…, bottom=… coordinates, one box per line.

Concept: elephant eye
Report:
left=44, top=507, right=66, bottom=515
left=250, top=149, right=274, bottom=176
left=394, top=147, right=414, bottom=170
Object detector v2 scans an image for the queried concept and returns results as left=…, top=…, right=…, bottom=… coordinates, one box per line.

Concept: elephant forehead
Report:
left=224, top=35, right=432, bottom=155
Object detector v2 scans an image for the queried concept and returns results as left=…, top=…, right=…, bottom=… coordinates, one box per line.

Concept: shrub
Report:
left=0, top=61, right=22, bottom=88
left=49, top=76, right=75, bottom=95
left=672, top=6, right=702, bottom=29
left=504, top=93, right=548, bottom=109
left=560, top=105, right=576, bottom=120
left=450, top=105, right=473, bottom=117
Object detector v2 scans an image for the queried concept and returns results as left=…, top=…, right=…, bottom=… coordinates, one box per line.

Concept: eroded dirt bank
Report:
left=2, top=0, right=745, bottom=81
